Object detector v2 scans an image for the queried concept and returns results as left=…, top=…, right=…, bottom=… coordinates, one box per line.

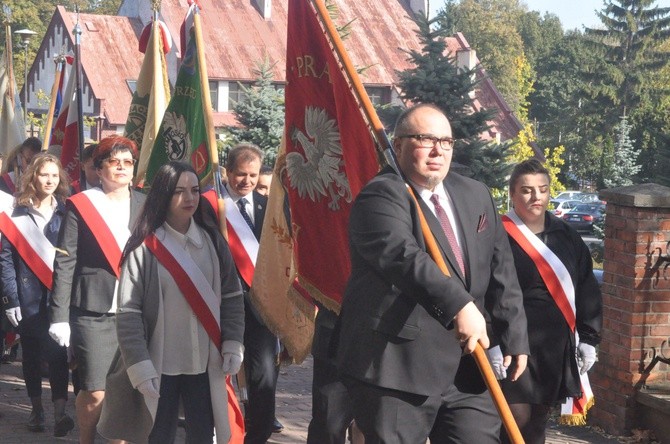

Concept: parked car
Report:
left=554, top=190, right=582, bottom=202
left=562, top=203, right=606, bottom=233
left=550, top=199, right=581, bottom=217
left=577, top=193, right=605, bottom=204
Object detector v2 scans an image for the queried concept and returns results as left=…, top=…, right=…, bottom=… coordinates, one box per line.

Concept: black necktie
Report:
left=238, top=198, right=254, bottom=230
left=430, top=194, right=466, bottom=277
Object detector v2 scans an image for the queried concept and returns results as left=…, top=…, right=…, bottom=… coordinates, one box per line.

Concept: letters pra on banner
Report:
left=283, top=0, right=379, bottom=311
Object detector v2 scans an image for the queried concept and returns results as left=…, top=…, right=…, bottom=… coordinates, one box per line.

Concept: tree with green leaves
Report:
left=398, top=13, right=512, bottom=189
left=517, top=10, right=563, bottom=67
left=585, top=0, right=670, bottom=117
left=439, top=0, right=527, bottom=115
left=223, top=60, right=284, bottom=167
left=1, top=1, right=123, bottom=93
left=584, top=0, right=670, bottom=181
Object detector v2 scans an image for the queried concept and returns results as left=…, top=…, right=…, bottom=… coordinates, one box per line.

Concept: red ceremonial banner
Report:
left=283, top=0, right=379, bottom=311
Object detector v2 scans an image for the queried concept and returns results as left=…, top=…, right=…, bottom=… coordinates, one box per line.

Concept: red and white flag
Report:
left=0, top=23, right=25, bottom=157
left=48, top=60, right=79, bottom=182
left=283, top=0, right=379, bottom=311
left=250, top=0, right=379, bottom=361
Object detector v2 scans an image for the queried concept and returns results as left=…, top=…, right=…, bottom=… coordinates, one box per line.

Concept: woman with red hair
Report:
left=48, top=136, right=146, bottom=444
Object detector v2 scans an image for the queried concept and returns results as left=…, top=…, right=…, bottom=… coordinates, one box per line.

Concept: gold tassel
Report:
left=560, top=397, right=595, bottom=426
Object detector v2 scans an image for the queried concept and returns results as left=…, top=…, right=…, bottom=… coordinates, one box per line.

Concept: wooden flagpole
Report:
left=191, top=4, right=248, bottom=406
left=309, top=1, right=524, bottom=442
left=41, top=55, right=66, bottom=151
left=192, top=6, right=228, bottom=241
left=73, top=7, right=85, bottom=184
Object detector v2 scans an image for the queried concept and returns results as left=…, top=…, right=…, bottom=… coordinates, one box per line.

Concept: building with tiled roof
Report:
left=24, top=0, right=526, bottom=147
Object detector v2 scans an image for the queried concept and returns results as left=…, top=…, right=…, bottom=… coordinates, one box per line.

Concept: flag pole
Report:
left=4, top=21, right=14, bottom=110
left=192, top=6, right=227, bottom=240
left=42, top=55, right=66, bottom=150
left=192, top=3, right=249, bottom=412
left=73, top=7, right=85, bottom=184
left=309, top=1, right=524, bottom=442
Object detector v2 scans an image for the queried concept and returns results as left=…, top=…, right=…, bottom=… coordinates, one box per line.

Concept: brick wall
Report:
left=590, top=184, right=670, bottom=435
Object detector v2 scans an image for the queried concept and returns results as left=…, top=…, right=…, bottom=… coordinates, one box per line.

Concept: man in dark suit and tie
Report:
left=222, top=144, right=280, bottom=444
left=336, top=104, right=530, bottom=443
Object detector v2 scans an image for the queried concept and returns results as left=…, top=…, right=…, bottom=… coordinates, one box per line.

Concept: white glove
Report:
left=577, top=343, right=597, bottom=374
left=5, top=307, right=22, bottom=328
left=486, top=345, right=508, bottom=380
left=137, top=378, right=160, bottom=399
left=221, top=340, right=244, bottom=375
left=48, top=322, right=71, bottom=348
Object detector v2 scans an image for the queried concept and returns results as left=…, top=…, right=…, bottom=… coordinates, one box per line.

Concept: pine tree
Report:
left=604, top=114, right=641, bottom=187
left=224, top=60, right=284, bottom=167
left=585, top=0, right=670, bottom=180
left=585, top=0, right=670, bottom=116
left=397, top=13, right=512, bottom=189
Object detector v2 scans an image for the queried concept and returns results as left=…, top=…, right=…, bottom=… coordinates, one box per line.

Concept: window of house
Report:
left=365, top=86, right=389, bottom=106
left=210, top=81, right=218, bottom=111
left=126, top=80, right=137, bottom=95
left=228, top=82, right=252, bottom=109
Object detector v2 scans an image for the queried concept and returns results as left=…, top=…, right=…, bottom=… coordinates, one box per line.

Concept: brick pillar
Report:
left=590, top=183, right=670, bottom=435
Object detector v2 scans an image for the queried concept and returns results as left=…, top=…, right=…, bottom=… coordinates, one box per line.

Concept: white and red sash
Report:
left=144, top=227, right=245, bottom=441
left=203, top=189, right=257, bottom=287
left=0, top=212, right=55, bottom=289
left=68, top=189, right=129, bottom=278
left=144, top=231, right=221, bottom=348
left=503, top=209, right=594, bottom=425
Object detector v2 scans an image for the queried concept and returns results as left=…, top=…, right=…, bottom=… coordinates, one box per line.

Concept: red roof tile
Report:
left=59, top=6, right=144, bottom=125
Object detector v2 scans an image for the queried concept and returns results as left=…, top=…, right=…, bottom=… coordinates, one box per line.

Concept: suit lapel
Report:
left=252, top=191, right=266, bottom=241
left=444, top=178, right=472, bottom=283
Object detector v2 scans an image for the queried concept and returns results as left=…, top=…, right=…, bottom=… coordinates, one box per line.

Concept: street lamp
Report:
left=14, top=28, right=37, bottom=128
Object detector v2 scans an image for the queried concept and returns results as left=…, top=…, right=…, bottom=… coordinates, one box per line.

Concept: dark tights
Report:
left=500, top=403, right=551, bottom=444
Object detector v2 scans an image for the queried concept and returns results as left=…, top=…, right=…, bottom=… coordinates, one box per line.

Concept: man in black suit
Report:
left=337, top=104, right=529, bottom=443
left=223, top=144, right=279, bottom=444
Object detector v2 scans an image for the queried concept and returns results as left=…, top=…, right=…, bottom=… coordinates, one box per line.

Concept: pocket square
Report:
left=477, top=213, right=489, bottom=232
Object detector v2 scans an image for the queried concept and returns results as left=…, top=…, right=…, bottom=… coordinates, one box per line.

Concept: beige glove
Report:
left=221, top=340, right=244, bottom=375
left=137, top=378, right=160, bottom=399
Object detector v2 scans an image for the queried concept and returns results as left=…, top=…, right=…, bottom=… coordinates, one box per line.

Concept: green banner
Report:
left=145, top=28, right=210, bottom=186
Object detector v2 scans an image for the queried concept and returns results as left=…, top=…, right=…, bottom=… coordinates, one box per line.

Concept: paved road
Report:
left=0, top=354, right=623, bottom=443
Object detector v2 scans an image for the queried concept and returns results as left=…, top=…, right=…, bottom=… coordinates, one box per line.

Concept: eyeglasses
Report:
left=396, top=134, right=455, bottom=150
left=105, top=158, right=136, bottom=168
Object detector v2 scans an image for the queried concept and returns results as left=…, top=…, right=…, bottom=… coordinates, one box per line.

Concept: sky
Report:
left=431, top=0, right=670, bottom=31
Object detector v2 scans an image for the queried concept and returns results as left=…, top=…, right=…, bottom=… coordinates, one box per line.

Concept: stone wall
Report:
left=590, top=183, right=670, bottom=435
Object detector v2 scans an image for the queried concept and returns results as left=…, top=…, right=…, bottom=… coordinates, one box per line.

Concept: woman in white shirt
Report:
left=98, top=161, right=245, bottom=444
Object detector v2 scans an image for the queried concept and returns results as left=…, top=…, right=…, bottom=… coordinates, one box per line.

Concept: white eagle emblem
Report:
left=161, top=111, right=191, bottom=161
left=286, top=107, right=352, bottom=211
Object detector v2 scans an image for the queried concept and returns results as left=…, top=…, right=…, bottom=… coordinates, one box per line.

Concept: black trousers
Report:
left=148, top=373, right=214, bottom=444
left=344, top=376, right=501, bottom=444
left=243, top=304, right=279, bottom=444
left=307, top=357, right=354, bottom=444
left=21, top=332, right=69, bottom=401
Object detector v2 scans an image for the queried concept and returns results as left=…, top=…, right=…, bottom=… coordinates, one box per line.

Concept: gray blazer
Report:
left=98, top=223, right=244, bottom=443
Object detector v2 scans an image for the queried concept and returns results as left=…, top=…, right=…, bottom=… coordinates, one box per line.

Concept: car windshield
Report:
left=573, top=204, right=603, bottom=213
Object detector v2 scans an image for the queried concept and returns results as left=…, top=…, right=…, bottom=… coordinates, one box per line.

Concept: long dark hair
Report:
left=122, top=161, right=201, bottom=261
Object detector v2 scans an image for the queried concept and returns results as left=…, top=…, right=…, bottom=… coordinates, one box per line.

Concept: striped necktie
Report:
left=430, top=194, right=466, bottom=277
left=237, top=197, right=254, bottom=230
